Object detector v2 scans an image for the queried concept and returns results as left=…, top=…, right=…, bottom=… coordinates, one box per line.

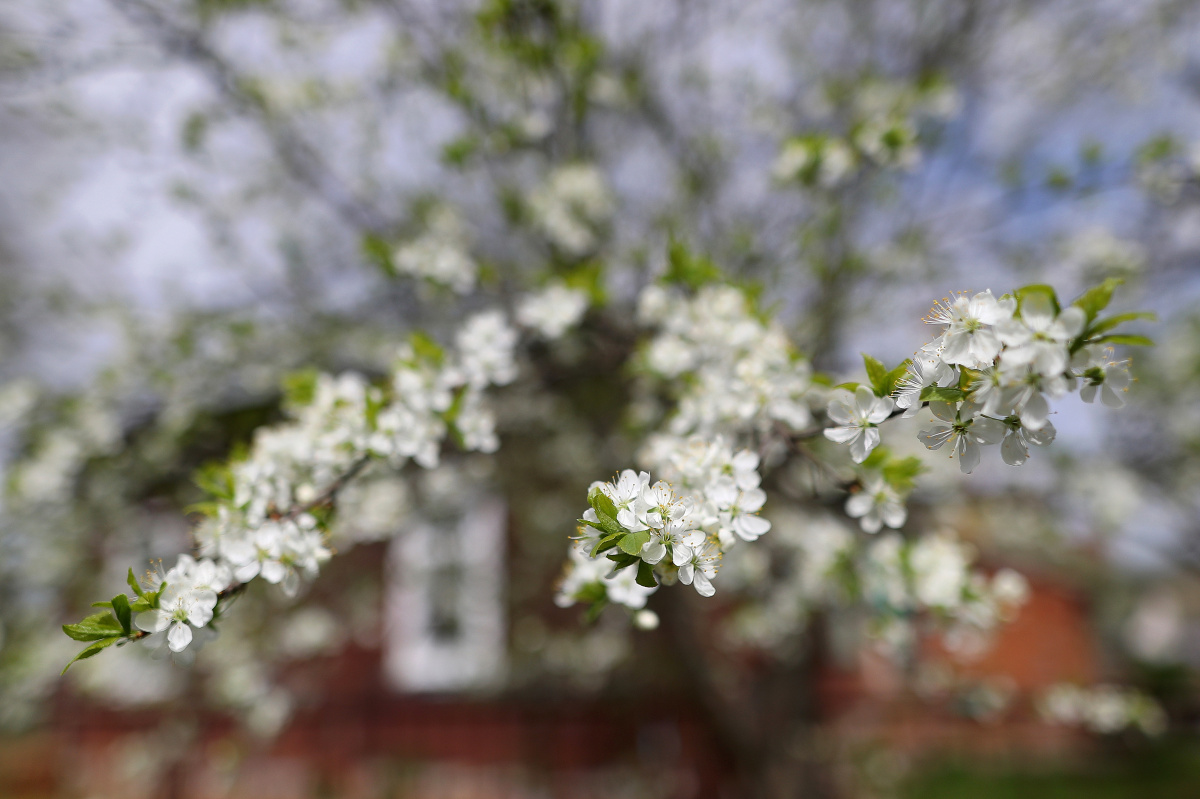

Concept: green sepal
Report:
left=618, top=530, right=651, bottom=556
left=1071, top=277, right=1123, bottom=324
left=919, top=386, right=964, bottom=403
left=111, top=594, right=132, bottom=635
left=62, top=612, right=123, bottom=642
left=635, top=560, right=658, bottom=589
left=61, top=636, right=121, bottom=675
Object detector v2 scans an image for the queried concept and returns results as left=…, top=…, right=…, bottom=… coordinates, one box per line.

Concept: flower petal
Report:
left=167, top=622, right=193, bottom=653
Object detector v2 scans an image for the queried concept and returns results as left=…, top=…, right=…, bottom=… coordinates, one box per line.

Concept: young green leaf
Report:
left=862, top=353, right=888, bottom=396
left=636, top=560, right=658, bottom=589
left=606, top=551, right=641, bottom=571
left=1086, top=311, right=1157, bottom=338
left=665, top=236, right=723, bottom=289
left=618, top=530, right=651, bottom=556
left=584, top=598, right=608, bottom=624
left=111, top=594, right=132, bottom=635
left=1094, top=333, right=1154, bottom=347
left=587, top=530, right=624, bottom=557
left=62, top=636, right=121, bottom=675
left=1071, top=277, right=1123, bottom=324
left=62, top=612, right=123, bottom=642
left=882, top=456, right=926, bottom=492
left=881, top=359, right=913, bottom=398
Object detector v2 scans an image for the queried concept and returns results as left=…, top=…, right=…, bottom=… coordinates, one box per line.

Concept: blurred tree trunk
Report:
left=659, top=591, right=838, bottom=799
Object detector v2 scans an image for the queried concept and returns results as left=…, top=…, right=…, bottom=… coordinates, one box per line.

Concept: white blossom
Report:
left=996, top=293, right=1085, bottom=377
left=456, top=310, right=519, bottom=388
left=845, top=474, right=906, bottom=533
left=917, top=401, right=1006, bottom=473
left=677, top=538, right=721, bottom=597
left=924, top=290, right=1015, bottom=368
left=517, top=283, right=589, bottom=339
left=134, top=556, right=221, bottom=653
left=824, top=385, right=893, bottom=463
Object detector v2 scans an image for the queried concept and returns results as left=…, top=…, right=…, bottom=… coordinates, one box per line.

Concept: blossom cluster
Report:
left=528, top=164, right=613, bottom=255
left=824, top=284, right=1141, bottom=473
left=556, top=436, right=769, bottom=611
left=392, top=206, right=478, bottom=294
left=64, top=300, right=595, bottom=666
left=773, top=78, right=960, bottom=187
left=516, top=282, right=590, bottom=339
left=1038, top=683, right=1166, bottom=736
left=637, top=283, right=819, bottom=438
left=859, top=531, right=1030, bottom=655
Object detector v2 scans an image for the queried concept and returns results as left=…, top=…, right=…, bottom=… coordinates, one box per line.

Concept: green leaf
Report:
left=618, top=530, right=651, bottom=556
left=1094, top=334, right=1154, bottom=347
left=664, top=236, right=723, bottom=289
left=881, top=359, right=913, bottom=398
left=1071, top=278, right=1123, bottom=324
left=127, top=568, right=145, bottom=599
left=193, top=462, right=236, bottom=501
left=636, top=560, right=658, bottom=589
left=606, top=551, right=641, bottom=571
left=130, top=597, right=154, bottom=613
left=1015, top=284, right=1060, bottom=316
left=441, top=134, right=479, bottom=167
left=575, top=582, right=608, bottom=605
left=833, top=381, right=860, bottom=392
left=408, top=331, right=446, bottom=365
left=882, top=457, right=925, bottom=492
left=589, top=487, right=620, bottom=522
left=90, top=601, right=113, bottom=609
left=859, top=446, right=891, bottom=470
left=361, top=233, right=396, bottom=277
left=111, top=594, right=132, bottom=635
left=584, top=599, right=608, bottom=624
left=919, top=386, right=964, bottom=403
left=563, top=262, right=607, bottom=307
left=587, top=530, right=624, bottom=557
left=62, top=636, right=121, bottom=675
left=62, top=612, right=123, bottom=642
left=1086, top=311, right=1157, bottom=337
left=585, top=488, right=626, bottom=537
left=862, top=353, right=887, bottom=396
